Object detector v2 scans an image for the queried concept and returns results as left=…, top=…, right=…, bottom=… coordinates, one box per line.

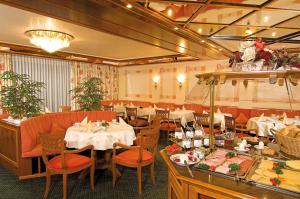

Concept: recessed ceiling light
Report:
left=198, top=28, right=202, bottom=33
left=245, top=28, right=253, bottom=35
left=174, top=27, right=179, bottom=30
left=126, top=4, right=132, bottom=9
left=271, top=32, right=276, bottom=37
left=201, top=40, right=205, bottom=43
left=167, top=8, right=173, bottom=17
left=264, top=16, right=269, bottom=22
left=219, top=48, right=222, bottom=51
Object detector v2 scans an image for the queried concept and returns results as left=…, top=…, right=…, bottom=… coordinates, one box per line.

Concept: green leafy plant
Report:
left=69, top=77, right=104, bottom=111
left=0, top=71, right=45, bottom=118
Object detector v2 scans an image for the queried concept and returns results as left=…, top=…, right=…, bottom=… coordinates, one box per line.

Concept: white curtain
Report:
left=12, top=54, right=72, bottom=112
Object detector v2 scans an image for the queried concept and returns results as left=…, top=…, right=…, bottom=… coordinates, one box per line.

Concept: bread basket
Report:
left=275, top=127, right=300, bottom=158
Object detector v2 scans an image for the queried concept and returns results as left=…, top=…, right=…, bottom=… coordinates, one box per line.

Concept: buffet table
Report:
left=160, top=149, right=298, bottom=199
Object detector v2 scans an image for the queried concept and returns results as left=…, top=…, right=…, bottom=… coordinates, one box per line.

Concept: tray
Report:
left=246, top=157, right=300, bottom=197
left=194, top=149, right=258, bottom=179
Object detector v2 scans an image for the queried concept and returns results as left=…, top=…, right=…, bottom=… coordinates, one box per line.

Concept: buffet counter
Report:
left=160, top=149, right=297, bottom=199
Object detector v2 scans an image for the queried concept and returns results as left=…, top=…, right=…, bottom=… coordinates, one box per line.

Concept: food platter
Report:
left=170, top=154, right=200, bottom=166
left=194, top=149, right=257, bottom=179
left=246, top=157, right=300, bottom=197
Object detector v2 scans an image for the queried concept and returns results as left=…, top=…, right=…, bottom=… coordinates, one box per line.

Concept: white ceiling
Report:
left=0, top=4, right=177, bottom=60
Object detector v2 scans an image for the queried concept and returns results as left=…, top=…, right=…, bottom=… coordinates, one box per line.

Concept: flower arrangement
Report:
left=229, top=37, right=300, bottom=71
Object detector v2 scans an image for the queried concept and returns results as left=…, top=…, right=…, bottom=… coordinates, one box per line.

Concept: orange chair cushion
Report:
left=115, top=149, right=153, bottom=165
left=236, top=113, right=249, bottom=125
left=128, top=119, right=148, bottom=127
left=48, top=154, right=92, bottom=170
left=50, top=123, right=66, bottom=134
left=203, top=128, right=220, bottom=134
left=160, top=123, right=177, bottom=130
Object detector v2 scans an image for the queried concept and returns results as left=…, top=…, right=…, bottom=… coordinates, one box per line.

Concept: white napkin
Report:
left=45, top=107, right=52, bottom=113
left=116, top=103, right=120, bottom=107
left=119, top=117, right=127, bottom=125
left=86, top=121, right=93, bottom=133
left=182, top=106, right=186, bottom=110
left=283, top=114, right=288, bottom=124
left=81, top=116, right=88, bottom=126
left=203, top=110, right=208, bottom=114
left=130, top=102, right=134, bottom=107
left=154, top=104, right=158, bottom=109
left=109, top=102, right=113, bottom=106
left=282, top=112, right=287, bottom=118
left=176, top=107, right=180, bottom=111
left=217, top=108, right=222, bottom=114
left=257, top=113, right=264, bottom=122
left=120, top=102, right=124, bottom=106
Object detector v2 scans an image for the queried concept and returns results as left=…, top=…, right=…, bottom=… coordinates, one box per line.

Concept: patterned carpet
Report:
left=0, top=144, right=168, bottom=199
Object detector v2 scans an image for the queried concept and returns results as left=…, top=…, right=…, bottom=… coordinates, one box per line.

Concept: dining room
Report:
left=0, top=1, right=300, bottom=199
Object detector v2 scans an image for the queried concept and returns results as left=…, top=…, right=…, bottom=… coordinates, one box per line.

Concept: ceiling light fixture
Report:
left=264, top=16, right=269, bottom=22
left=174, top=27, right=179, bottom=30
left=167, top=8, right=173, bottom=17
left=271, top=32, right=276, bottom=37
left=25, top=29, right=74, bottom=53
left=198, top=28, right=202, bottom=33
left=201, top=40, right=205, bottom=43
left=245, top=28, right=253, bottom=35
left=126, top=4, right=132, bottom=9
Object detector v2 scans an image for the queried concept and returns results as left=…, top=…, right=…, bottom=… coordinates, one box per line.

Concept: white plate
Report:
left=254, top=145, right=264, bottom=150
left=237, top=143, right=251, bottom=148
left=234, top=147, right=250, bottom=152
left=170, top=154, right=200, bottom=166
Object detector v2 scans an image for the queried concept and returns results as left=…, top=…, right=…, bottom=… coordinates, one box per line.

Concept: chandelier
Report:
left=25, top=29, right=74, bottom=53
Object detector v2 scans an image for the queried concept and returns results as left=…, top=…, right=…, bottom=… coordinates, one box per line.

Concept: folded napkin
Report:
left=257, top=113, right=264, bottom=122
left=86, top=121, right=93, bottom=133
left=81, top=116, right=88, bottom=126
left=120, top=102, right=124, bottom=106
left=182, top=106, right=186, bottom=111
left=154, top=104, right=158, bottom=109
left=217, top=108, right=222, bottom=114
left=282, top=115, right=288, bottom=124
left=282, top=112, right=287, bottom=118
left=119, top=117, right=127, bottom=125
left=203, top=110, right=208, bottom=114
left=109, top=102, right=113, bottom=106
left=45, top=107, right=52, bottom=113
left=130, top=102, right=134, bottom=107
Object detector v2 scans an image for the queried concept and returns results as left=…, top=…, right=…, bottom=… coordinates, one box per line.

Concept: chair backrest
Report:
left=194, top=112, right=209, bottom=126
left=40, top=133, right=66, bottom=168
left=155, top=109, right=170, bottom=120
left=59, top=105, right=71, bottom=112
left=224, top=115, right=236, bottom=132
left=103, top=105, right=114, bottom=111
left=137, top=127, right=160, bottom=156
left=126, top=107, right=138, bottom=117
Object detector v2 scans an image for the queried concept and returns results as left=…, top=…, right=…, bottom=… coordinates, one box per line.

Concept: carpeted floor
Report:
left=0, top=143, right=168, bottom=199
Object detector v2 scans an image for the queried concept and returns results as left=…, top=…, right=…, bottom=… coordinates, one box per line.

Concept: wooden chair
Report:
left=59, top=105, right=71, bottom=112
left=112, top=126, right=160, bottom=195
left=224, top=115, right=236, bottom=133
left=155, top=109, right=179, bottom=143
left=40, top=133, right=95, bottom=199
left=193, top=112, right=220, bottom=134
left=103, top=105, right=114, bottom=111
left=125, top=107, right=148, bottom=127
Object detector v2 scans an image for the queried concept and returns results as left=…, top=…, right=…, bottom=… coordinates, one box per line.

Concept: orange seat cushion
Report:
left=203, top=127, right=220, bottom=134
left=236, top=113, right=249, bottom=125
left=160, top=123, right=177, bottom=130
left=48, top=154, right=92, bottom=170
left=115, top=149, right=153, bottom=165
left=128, top=119, right=148, bottom=127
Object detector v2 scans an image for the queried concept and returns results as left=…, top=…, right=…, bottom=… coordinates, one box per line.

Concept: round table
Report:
left=64, top=122, right=136, bottom=150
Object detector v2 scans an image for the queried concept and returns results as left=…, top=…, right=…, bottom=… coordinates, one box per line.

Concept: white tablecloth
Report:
left=246, top=117, right=300, bottom=137
left=170, top=110, right=195, bottom=126
left=64, top=122, right=136, bottom=150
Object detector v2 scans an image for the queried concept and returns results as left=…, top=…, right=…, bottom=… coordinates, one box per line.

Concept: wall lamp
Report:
left=177, top=74, right=186, bottom=88
left=153, top=75, right=160, bottom=88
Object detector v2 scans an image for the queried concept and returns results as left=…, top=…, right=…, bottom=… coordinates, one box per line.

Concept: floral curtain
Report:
left=0, top=52, right=12, bottom=114
left=71, top=62, right=118, bottom=109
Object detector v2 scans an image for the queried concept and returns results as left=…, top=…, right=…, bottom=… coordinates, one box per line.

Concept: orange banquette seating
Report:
left=20, top=111, right=116, bottom=158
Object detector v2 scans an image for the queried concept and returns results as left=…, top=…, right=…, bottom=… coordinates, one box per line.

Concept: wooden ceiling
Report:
left=0, top=0, right=299, bottom=66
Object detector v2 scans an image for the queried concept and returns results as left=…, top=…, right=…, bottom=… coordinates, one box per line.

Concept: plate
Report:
left=234, top=147, right=250, bottom=152
left=170, top=154, right=200, bottom=166
left=237, top=143, right=251, bottom=148
left=254, top=145, right=264, bottom=150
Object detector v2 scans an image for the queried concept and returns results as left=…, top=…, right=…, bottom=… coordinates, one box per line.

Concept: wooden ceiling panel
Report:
left=276, top=16, right=300, bottom=29
left=188, top=23, right=225, bottom=35
left=214, top=25, right=263, bottom=37
left=254, top=28, right=299, bottom=39
left=212, top=0, right=268, bottom=6
left=267, top=0, right=300, bottom=11
left=236, top=10, right=299, bottom=26
left=212, top=39, right=241, bottom=51
left=192, top=7, right=252, bottom=24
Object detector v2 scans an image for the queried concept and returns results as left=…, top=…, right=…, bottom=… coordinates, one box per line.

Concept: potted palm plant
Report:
left=0, top=71, right=45, bottom=119
left=69, top=77, right=104, bottom=111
